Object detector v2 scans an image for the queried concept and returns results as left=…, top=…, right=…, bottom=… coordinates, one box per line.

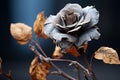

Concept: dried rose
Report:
left=44, top=3, right=100, bottom=56
left=34, top=12, right=48, bottom=39
left=10, top=23, right=32, bottom=45
left=94, top=46, right=120, bottom=64
left=52, top=46, right=63, bottom=59
left=29, top=57, right=51, bottom=80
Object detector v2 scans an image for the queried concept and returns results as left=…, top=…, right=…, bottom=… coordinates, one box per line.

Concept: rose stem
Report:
left=78, top=48, right=96, bottom=80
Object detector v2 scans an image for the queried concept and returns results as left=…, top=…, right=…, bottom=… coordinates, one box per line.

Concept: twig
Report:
left=0, top=57, right=13, bottom=80
left=29, top=44, right=76, bottom=80
left=90, top=53, right=94, bottom=66
left=84, top=71, right=89, bottom=80
left=31, top=40, right=47, bottom=57
left=76, top=65, right=81, bottom=80
left=49, top=58, right=89, bottom=74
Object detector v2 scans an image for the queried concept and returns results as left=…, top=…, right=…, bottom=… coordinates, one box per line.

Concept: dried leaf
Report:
left=52, top=46, right=63, bottom=59
left=34, top=12, right=48, bottom=39
left=29, top=57, right=51, bottom=80
left=94, top=46, right=120, bottom=64
left=65, top=46, right=80, bottom=58
left=10, top=23, right=32, bottom=45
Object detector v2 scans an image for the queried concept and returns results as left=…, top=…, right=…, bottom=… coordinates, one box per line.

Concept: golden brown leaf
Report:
left=52, top=46, right=63, bottom=59
left=10, top=23, right=32, bottom=45
left=34, top=12, right=48, bottom=39
left=94, top=46, right=120, bottom=64
left=29, top=57, right=51, bottom=80
left=65, top=46, right=80, bottom=58
left=64, top=43, right=88, bottom=58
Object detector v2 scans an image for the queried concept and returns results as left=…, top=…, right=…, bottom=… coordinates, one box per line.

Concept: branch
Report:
left=0, top=57, right=13, bottom=80
left=31, top=39, right=47, bottom=57
left=29, top=44, right=76, bottom=80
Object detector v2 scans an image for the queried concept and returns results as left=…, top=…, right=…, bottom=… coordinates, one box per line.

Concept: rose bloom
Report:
left=44, top=3, right=100, bottom=53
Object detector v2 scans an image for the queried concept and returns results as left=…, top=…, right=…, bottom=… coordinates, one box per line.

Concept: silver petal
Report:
left=77, top=13, right=91, bottom=26
left=67, top=26, right=82, bottom=33
left=76, top=27, right=100, bottom=47
left=50, top=28, right=77, bottom=43
left=82, top=6, right=99, bottom=26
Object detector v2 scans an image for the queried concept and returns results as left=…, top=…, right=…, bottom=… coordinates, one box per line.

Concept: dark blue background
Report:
left=0, top=0, right=120, bottom=80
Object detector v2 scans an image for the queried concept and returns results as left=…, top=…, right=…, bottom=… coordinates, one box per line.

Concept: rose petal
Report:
left=83, top=6, right=99, bottom=26
left=50, top=28, right=77, bottom=43
left=77, top=13, right=91, bottom=26
left=67, top=26, right=82, bottom=33
left=76, top=27, right=100, bottom=47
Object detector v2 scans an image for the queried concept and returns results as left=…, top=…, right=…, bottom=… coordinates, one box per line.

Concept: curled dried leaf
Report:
left=10, top=23, right=32, bottom=45
left=65, top=46, right=80, bottom=58
left=52, top=46, right=63, bottom=59
left=94, top=46, right=120, bottom=64
left=34, top=12, right=48, bottom=39
left=29, top=57, right=51, bottom=80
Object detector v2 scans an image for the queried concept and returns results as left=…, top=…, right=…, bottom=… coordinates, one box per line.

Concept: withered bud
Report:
left=94, top=46, right=120, bottom=64
left=52, top=46, right=63, bottom=59
left=10, top=23, right=32, bottom=45
left=34, top=12, right=48, bottom=39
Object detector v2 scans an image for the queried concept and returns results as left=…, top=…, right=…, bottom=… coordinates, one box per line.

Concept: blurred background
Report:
left=0, top=0, right=120, bottom=80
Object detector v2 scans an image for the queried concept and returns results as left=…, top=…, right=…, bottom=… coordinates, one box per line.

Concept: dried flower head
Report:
left=29, top=57, right=51, bottom=80
left=10, top=23, right=32, bottom=45
left=94, top=46, right=120, bottom=64
left=44, top=3, right=100, bottom=56
left=34, top=12, right=48, bottom=39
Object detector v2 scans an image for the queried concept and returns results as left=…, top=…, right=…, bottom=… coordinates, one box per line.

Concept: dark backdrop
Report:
left=0, top=0, right=120, bottom=80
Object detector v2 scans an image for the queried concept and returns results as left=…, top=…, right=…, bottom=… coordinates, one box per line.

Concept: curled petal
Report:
left=77, top=13, right=91, bottom=26
left=50, top=28, right=77, bottom=43
left=67, top=26, right=82, bottom=33
left=82, top=6, right=99, bottom=26
left=44, top=15, right=58, bottom=37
